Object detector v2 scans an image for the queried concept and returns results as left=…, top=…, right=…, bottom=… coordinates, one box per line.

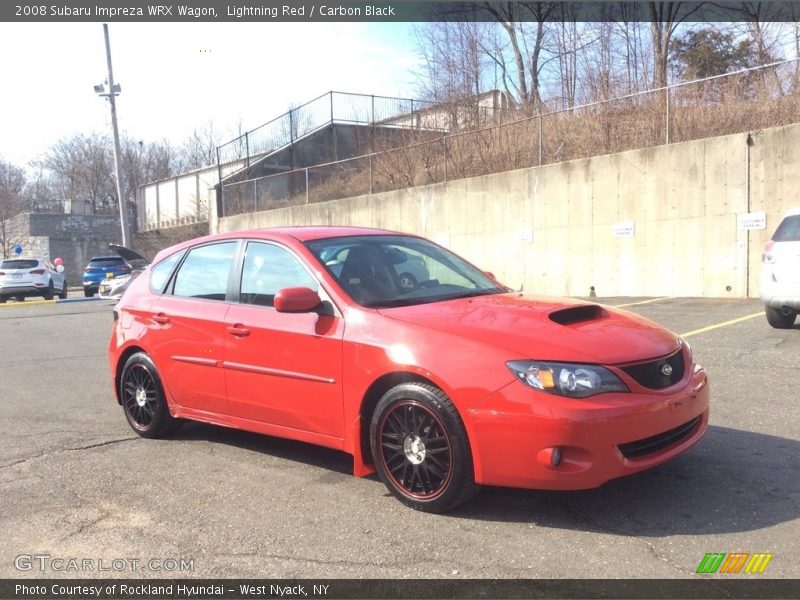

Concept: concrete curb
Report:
left=0, top=296, right=105, bottom=309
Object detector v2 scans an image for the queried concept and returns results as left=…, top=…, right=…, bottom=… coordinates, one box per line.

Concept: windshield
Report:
left=306, top=235, right=509, bottom=308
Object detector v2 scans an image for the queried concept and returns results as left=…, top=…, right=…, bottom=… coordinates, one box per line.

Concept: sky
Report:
left=0, top=22, right=422, bottom=168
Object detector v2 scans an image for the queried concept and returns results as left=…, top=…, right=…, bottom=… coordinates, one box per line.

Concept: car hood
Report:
left=109, top=244, right=148, bottom=268
left=378, top=293, right=680, bottom=365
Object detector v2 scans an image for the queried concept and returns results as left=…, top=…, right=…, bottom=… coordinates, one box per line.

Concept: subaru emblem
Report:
left=661, top=364, right=673, bottom=376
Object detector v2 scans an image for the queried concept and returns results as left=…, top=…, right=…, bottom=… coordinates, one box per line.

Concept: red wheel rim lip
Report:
left=378, top=399, right=453, bottom=501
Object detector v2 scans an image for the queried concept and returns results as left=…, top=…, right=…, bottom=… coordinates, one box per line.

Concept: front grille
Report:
left=618, top=416, right=701, bottom=459
left=622, top=348, right=685, bottom=389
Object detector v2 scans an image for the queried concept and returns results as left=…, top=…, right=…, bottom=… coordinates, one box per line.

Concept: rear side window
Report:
left=173, top=242, right=237, bottom=300
left=149, top=250, right=185, bottom=293
left=773, top=215, right=800, bottom=242
left=0, top=260, right=39, bottom=269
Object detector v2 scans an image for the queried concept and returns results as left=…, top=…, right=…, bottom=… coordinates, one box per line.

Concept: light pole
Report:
left=94, top=23, right=130, bottom=247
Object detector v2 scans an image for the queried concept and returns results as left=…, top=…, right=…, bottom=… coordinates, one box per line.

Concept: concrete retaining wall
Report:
left=217, top=122, right=800, bottom=298
left=5, top=213, right=123, bottom=284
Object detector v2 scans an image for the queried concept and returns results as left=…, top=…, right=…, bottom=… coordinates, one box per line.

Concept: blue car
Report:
left=82, top=256, right=131, bottom=297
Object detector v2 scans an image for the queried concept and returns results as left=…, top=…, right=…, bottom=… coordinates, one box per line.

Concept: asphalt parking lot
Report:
left=0, top=296, right=797, bottom=579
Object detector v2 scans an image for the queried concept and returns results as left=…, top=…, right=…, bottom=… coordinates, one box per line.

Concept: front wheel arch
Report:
left=369, top=382, right=479, bottom=512
left=359, top=372, right=444, bottom=467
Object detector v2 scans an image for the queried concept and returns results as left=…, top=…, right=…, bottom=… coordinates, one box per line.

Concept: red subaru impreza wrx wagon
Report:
left=108, top=227, right=709, bottom=512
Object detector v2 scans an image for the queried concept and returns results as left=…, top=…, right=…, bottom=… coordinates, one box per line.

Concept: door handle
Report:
left=227, top=324, right=251, bottom=338
left=152, top=313, right=171, bottom=325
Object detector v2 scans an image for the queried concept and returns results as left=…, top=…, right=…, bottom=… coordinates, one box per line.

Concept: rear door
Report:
left=146, top=241, right=239, bottom=415
left=223, top=240, right=345, bottom=437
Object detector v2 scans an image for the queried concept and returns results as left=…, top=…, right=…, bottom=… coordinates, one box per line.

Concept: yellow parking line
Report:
left=612, top=297, right=669, bottom=308
left=680, top=311, right=764, bottom=338
left=0, top=299, right=57, bottom=308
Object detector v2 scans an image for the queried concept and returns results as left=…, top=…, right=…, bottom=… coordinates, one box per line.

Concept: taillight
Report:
left=763, top=240, right=776, bottom=264
left=30, top=269, right=45, bottom=275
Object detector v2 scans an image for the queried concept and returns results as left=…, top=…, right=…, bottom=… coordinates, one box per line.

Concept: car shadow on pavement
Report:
left=170, top=421, right=355, bottom=476
left=451, top=425, right=800, bottom=535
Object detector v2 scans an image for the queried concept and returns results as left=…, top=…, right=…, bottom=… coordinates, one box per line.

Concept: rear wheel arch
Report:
left=114, top=345, right=147, bottom=404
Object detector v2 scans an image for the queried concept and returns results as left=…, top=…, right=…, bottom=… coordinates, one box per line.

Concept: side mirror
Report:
left=484, top=271, right=496, bottom=280
left=275, top=286, right=321, bottom=313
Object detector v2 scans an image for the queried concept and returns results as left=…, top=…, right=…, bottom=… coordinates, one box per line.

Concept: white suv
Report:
left=0, top=258, right=68, bottom=303
left=761, top=207, right=800, bottom=328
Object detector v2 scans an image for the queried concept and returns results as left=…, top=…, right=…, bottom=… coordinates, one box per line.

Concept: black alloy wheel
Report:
left=120, top=352, right=180, bottom=438
left=371, top=382, right=478, bottom=512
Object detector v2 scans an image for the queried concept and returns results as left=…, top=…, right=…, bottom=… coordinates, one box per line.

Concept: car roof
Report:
left=151, top=226, right=414, bottom=264
left=1, top=257, right=43, bottom=262
left=783, top=206, right=800, bottom=217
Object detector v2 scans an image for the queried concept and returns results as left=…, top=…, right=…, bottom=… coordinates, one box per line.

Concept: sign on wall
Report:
left=737, top=211, right=766, bottom=231
left=613, top=221, right=635, bottom=238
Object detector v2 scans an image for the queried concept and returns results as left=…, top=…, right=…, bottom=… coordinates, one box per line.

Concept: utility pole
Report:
left=97, top=23, right=130, bottom=247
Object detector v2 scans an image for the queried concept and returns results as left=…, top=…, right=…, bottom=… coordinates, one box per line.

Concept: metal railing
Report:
left=220, top=59, right=800, bottom=219
left=215, top=91, right=444, bottom=182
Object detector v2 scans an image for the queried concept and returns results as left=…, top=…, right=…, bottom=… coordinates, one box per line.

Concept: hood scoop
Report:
left=548, top=304, right=607, bottom=326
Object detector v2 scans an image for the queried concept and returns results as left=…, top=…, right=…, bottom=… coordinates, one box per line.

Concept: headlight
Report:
left=506, top=360, right=629, bottom=398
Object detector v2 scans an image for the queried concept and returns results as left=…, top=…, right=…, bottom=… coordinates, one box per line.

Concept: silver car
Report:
left=98, top=245, right=148, bottom=300
left=0, top=258, right=68, bottom=302
left=761, top=207, right=800, bottom=328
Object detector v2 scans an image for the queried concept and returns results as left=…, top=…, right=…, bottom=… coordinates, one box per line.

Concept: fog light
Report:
left=536, top=446, right=563, bottom=469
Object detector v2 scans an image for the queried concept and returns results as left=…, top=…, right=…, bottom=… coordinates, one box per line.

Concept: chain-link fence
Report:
left=220, top=59, right=800, bottom=218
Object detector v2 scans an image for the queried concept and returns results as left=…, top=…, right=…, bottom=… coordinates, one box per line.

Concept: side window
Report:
left=149, top=250, right=185, bottom=293
left=173, top=242, right=237, bottom=300
left=240, top=242, right=317, bottom=307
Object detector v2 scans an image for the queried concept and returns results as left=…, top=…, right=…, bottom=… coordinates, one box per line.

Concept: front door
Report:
left=223, top=241, right=344, bottom=437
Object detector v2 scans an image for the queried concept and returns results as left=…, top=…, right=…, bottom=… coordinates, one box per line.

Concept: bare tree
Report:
left=481, top=2, right=558, bottom=111
left=181, top=122, right=222, bottom=171
left=40, top=133, right=116, bottom=214
left=648, top=2, right=687, bottom=88
left=0, top=160, right=26, bottom=258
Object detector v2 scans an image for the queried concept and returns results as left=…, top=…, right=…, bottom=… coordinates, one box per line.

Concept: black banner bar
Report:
left=4, top=1, right=800, bottom=23
left=2, top=579, right=799, bottom=600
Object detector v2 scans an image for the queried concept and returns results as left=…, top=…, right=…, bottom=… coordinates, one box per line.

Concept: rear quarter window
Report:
left=149, top=250, right=185, bottom=294
left=773, top=215, right=800, bottom=242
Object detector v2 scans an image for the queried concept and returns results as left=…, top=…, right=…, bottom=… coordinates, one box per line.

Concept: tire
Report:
left=59, top=281, right=68, bottom=299
left=43, top=281, right=54, bottom=301
left=765, top=306, right=797, bottom=329
left=84, top=287, right=94, bottom=298
left=0, top=297, right=6, bottom=303
left=14, top=296, right=25, bottom=302
left=370, top=382, right=478, bottom=513
left=119, top=352, right=181, bottom=438
left=397, top=273, right=417, bottom=291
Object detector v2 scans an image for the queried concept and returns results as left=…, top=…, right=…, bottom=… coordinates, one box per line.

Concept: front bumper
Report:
left=465, top=365, right=710, bottom=490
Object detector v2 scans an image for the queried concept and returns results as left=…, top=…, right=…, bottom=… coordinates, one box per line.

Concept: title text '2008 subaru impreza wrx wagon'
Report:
left=108, top=227, right=709, bottom=512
